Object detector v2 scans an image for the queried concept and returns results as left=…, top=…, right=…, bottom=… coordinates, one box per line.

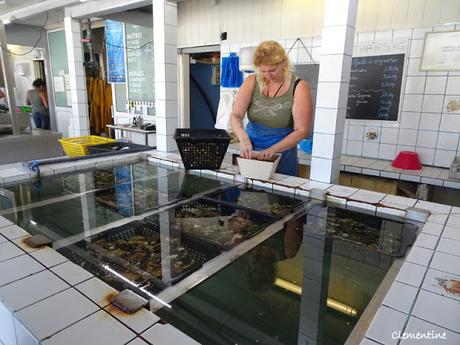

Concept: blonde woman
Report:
left=230, top=40, right=313, bottom=176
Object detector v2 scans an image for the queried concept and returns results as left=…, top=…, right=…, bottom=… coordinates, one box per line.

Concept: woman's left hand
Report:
left=257, top=147, right=276, bottom=161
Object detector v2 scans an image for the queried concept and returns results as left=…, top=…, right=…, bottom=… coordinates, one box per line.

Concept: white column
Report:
left=153, top=0, right=178, bottom=152
left=64, top=14, right=90, bottom=137
left=298, top=207, right=330, bottom=345
left=310, top=0, right=358, bottom=184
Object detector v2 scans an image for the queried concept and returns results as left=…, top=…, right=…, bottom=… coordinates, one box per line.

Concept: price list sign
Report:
left=125, top=24, right=155, bottom=102
left=347, top=54, right=404, bottom=121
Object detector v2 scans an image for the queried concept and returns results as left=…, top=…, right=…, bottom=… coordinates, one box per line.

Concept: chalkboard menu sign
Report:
left=347, top=54, right=404, bottom=121
left=125, top=24, right=154, bottom=102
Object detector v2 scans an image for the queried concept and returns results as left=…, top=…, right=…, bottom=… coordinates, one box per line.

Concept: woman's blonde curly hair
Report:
left=253, top=40, right=294, bottom=89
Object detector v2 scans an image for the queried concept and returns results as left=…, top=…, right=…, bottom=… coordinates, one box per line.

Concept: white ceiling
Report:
left=0, top=0, right=46, bottom=14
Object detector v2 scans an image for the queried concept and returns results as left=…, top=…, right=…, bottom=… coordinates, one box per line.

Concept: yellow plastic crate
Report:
left=58, top=136, right=116, bottom=157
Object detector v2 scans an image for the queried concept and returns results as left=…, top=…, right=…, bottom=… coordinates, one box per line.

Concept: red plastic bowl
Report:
left=392, top=151, right=422, bottom=170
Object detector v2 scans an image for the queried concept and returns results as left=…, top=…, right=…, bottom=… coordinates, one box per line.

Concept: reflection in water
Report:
left=1, top=162, right=230, bottom=241
left=156, top=204, right=409, bottom=345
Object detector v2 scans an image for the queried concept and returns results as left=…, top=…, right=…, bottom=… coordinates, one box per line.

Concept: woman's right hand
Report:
left=239, top=138, right=253, bottom=159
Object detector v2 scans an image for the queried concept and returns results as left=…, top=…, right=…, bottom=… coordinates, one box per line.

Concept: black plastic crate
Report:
left=174, top=128, right=230, bottom=170
left=59, top=219, right=218, bottom=290
left=146, top=198, right=276, bottom=251
left=87, top=142, right=152, bottom=155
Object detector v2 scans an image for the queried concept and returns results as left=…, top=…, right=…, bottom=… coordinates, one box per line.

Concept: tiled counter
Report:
left=227, top=143, right=460, bottom=190
left=1, top=150, right=460, bottom=345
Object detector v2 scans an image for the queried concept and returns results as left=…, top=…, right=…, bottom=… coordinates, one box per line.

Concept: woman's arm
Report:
left=257, top=80, right=313, bottom=160
left=230, top=75, right=256, bottom=158
left=39, top=90, right=49, bottom=109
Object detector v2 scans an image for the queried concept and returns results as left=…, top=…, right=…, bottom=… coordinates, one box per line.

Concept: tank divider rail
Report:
left=148, top=207, right=308, bottom=312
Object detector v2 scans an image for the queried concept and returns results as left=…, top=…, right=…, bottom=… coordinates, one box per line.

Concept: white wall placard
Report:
left=353, top=39, right=408, bottom=57
left=421, top=31, right=460, bottom=71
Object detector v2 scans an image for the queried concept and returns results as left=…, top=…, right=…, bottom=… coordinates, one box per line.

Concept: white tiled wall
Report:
left=343, top=24, right=460, bottom=168
left=220, top=22, right=460, bottom=168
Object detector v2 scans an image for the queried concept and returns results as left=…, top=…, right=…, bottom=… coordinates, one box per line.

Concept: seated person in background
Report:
left=230, top=40, right=313, bottom=177
left=0, top=89, right=4, bottom=98
left=26, top=79, right=49, bottom=129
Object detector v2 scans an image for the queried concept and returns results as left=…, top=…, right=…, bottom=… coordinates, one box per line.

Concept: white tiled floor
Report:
left=0, top=254, right=45, bottom=287
left=0, top=241, right=25, bottom=262
left=142, top=323, right=200, bottom=345
left=50, top=261, right=93, bottom=286
left=0, top=270, right=69, bottom=312
left=442, top=226, right=460, bottom=241
left=381, top=195, right=418, bottom=208
left=421, top=268, right=460, bottom=302
left=13, top=236, right=40, bottom=253
left=326, top=185, right=358, bottom=198
left=405, top=246, right=434, bottom=267
left=75, top=277, right=118, bottom=308
left=104, top=304, right=160, bottom=334
left=414, top=233, right=439, bottom=250
left=349, top=189, right=386, bottom=204
left=365, top=306, right=408, bottom=345
left=446, top=214, right=460, bottom=228
left=421, top=222, right=444, bottom=236
left=15, top=288, right=99, bottom=341
left=29, top=247, right=68, bottom=268
left=437, top=238, right=460, bottom=257
left=382, top=281, right=419, bottom=314
left=0, top=224, right=29, bottom=240
left=400, top=316, right=460, bottom=345
left=41, top=310, right=136, bottom=345
left=395, top=262, right=427, bottom=288
left=415, top=200, right=452, bottom=215
left=430, top=251, right=460, bottom=276
left=0, top=216, right=13, bottom=228
left=427, top=214, right=448, bottom=225
left=412, top=289, right=460, bottom=333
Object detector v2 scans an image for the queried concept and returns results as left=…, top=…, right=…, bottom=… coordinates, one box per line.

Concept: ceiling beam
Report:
left=66, top=0, right=152, bottom=19
left=0, top=0, right=81, bottom=21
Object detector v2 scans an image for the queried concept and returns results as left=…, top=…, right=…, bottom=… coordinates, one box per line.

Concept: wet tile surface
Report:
left=400, top=316, right=460, bottom=345
left=430, top=252, right=460, bottom=276
left=366, top=306, right=408, bottom=345
left=104, top=304, right=159, bottom=334
left=0, top=254, right=45, bottom=287
left=0, top=270, right=69, bottom=312
left=29, top=247, right=68, bottom=268
left=0, top=224, right=29, bottom=240
left=42, top=310, right=136, bottom=345
left=382, top=281, right=419, bottom=313
left=421, top=268, right=460, bottom=302
left=412, top=290, right=460, bottom=333
left=75, top=277, right=118, bottom=308
left=395, top=262, right=427, bottom=288
left=0, top=241, right=25, bottom=262
left=15, top=288, right=99, bottom=341
left=142, top=323, right=200, bottom=345
left=50, top=261, right=93, bottom=286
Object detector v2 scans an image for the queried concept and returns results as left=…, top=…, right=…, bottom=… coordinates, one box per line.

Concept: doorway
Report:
left=189, top=51, right=220, bottom=129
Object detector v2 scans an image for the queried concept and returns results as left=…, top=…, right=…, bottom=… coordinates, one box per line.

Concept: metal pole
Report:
left=0, top=21, right=19, bottom=135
